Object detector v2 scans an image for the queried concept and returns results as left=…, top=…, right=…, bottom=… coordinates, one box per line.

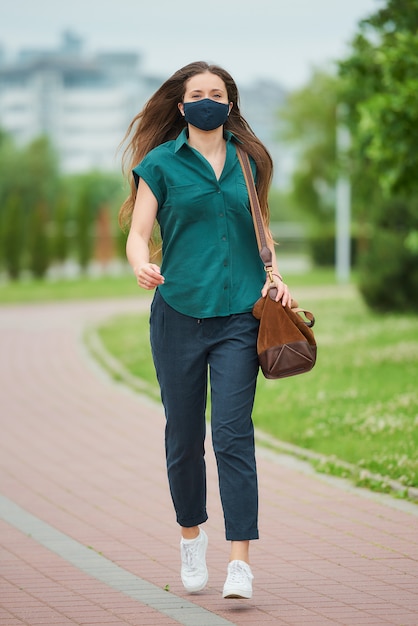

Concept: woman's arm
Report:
left=126, top=179, right=165, bottom=290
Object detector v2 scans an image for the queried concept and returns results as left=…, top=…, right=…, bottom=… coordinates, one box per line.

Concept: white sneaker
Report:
left=222, top=560, right=253, bottom=599
left=180, top=529, right=208, bottom=593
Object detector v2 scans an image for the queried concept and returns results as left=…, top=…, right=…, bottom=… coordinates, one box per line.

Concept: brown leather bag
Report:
left=236, top=146, right=317, bottom=379
left=252, top=293, right=317, bottom=379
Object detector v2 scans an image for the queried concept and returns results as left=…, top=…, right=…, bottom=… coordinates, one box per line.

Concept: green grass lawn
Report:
left=2, top=268, right=417, bottom=498
left=0, top=273, right=140, bottom=304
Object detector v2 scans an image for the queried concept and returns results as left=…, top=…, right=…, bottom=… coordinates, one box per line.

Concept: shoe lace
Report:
left=182, top=542, right=200, bottom=570
left=228, top=561, right=248, bottom=583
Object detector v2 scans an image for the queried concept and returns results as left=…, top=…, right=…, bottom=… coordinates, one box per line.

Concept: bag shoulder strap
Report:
left=236, top=146, right=273, bottom=274
left=237, top=145, right=315, bottom=328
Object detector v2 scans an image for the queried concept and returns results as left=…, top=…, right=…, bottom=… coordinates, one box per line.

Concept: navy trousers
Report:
left=150, top=290, right=260, bottom=541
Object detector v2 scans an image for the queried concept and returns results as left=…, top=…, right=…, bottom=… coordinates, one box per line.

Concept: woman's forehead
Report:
left=185, top=72, right=227, bottom=92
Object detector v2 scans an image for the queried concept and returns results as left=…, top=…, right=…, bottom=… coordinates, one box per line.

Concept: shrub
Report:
left=309, top=227, right=358, bottom=267
left=358, top=198, right=418, bottom=312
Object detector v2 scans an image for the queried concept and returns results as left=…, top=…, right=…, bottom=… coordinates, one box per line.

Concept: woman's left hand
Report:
left=261, top=275, right=292, bottom=307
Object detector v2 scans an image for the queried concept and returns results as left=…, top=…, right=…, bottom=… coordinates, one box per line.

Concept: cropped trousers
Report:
left=150, top=289, right=260, bottom=541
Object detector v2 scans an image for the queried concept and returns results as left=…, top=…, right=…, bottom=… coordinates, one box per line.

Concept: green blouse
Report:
left=133, top=129, right=265, bottom=318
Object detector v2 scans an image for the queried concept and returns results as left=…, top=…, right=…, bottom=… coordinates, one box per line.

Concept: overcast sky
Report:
left=1, top=0, right=380, bottom=89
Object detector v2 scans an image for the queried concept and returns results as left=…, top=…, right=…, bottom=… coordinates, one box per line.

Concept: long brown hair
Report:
left=119, top=61, right=273, bottom=230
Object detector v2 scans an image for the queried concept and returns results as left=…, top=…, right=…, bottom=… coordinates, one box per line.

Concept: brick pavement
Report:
left=0, top=297, right=417, bottom=626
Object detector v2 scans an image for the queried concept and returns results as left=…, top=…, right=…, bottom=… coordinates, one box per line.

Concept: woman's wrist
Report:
left=132, top=261, right=148, bottom=274
left=272, top=272, right=283, bottom=281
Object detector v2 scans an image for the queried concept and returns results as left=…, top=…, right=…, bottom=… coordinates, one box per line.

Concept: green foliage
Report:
left=70, top=171, right=126, bottom=272
left=276, top=69, right=363, bottom=268
left=339, top=0, right=418, bottom=196
left=309, top=227, right=336, bottom=267
left=268, top=188, right=301, bottom=223
left=275, top=1, right=418, bottom=312
left=337, top=0, right=418, bottom=311
left=0, top=134, right=23, bottom=278
left=51, top=193, right=71, bottom=264
left=1, top=193, right=23, bottom=280
left=75, top=185, right=93, bottom=272
left=0, top=131, right=21, bottom=202
left=27, top=202, right=50, bottom=278
left=277, top=70, right=338, bottom=225
left=309, top=229, right=359, bottom=268
left=358, top=197, right=418, bottom=311
left=115, top=226, right=129, bottom=261
left=0, top=133, right=59, bottom=278
left=0, top=128, right=127, bottom=279
left=22, top=136, right=60, bottom=203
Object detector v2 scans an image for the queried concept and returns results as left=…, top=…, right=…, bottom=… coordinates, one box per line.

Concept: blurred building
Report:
left=0, top=32, right=288, bottom=182
left=0, top=31, right=159, bottom=173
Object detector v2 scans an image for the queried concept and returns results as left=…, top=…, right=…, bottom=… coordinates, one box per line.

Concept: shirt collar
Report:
left=174, top=128, right=237, bottom=153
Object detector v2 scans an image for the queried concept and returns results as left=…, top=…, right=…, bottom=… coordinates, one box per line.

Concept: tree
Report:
left=2, top=193, right=23, bottom=280
left=339, top=0, right=418, bottom=196
left=338, top=0, right=418, bottom=310
left=0, top=132, right=24, bottom=276
left=0, top=128, right=129, bottom=280
left=0, top=132, right=60, bottom=279
left=72, top=172, right=125, bottom=273
left=277, top=69, right=338, bottom=226
left=277, top=70, right=359, bottom=265
left=51, top=193, right=71, bottom=267
left=28, top=202, right=50, bottom=278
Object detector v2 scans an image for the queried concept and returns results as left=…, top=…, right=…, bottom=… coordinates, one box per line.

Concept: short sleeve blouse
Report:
left=133, top=129, right=265, bottom=318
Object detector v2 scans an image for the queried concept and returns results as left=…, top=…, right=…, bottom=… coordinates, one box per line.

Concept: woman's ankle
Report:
left=229, top=540, right=250, bottom=563
left=181, top=526, right=200, bottom=540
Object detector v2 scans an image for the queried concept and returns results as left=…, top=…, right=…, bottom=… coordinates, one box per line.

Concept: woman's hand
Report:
left=261, top=274, right=292, bottom=307
left=134, top=263, right=165, bottom=290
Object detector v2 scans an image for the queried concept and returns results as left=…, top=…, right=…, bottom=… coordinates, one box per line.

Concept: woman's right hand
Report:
left=134, top=263, right=165, bottom=290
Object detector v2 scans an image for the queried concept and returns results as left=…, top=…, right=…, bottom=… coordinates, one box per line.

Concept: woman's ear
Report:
left=178, top=102, right=185, bottom=116
left=228, top=102, right=233, bottom=115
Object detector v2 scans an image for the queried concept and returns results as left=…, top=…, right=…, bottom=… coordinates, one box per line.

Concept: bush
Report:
left=359, top=231, right=418, bottom=312
left=309, top=227, right=358, bottom=267
left=309, top=228, right=335, bottom=266
left=358, top=198, right=418, bottom=312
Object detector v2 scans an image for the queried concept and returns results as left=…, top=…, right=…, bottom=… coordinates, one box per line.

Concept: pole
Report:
left=335, top=104, right=351, bottom=284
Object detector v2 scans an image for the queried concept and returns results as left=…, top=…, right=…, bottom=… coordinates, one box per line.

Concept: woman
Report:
left=119, top=61, right=290, bottom=599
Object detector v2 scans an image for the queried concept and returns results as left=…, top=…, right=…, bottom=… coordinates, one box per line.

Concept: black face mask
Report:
left=183, top=98, right=229, bottom=131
